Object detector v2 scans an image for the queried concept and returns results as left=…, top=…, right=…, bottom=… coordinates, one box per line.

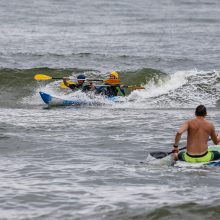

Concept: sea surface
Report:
left=1, top=0, right=220, bottom=219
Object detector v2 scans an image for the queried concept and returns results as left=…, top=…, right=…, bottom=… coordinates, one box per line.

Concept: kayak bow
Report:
left=39, top=92, right=124, bottom=107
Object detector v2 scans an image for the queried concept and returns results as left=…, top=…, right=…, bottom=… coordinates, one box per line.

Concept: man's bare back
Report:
left=173, top=105, right=220, bottom=160
left=179, top=117, right=216, bottom=155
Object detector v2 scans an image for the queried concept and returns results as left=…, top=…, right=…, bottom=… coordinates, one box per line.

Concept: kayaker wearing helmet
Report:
left=97, top=71, right=125, bottom=97
left=172, top=105, right=220, bottom=162
left=63, top=74, right=95, bottom=92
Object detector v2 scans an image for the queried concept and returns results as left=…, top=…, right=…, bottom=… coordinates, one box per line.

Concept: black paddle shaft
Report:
left=52, top=77, right=63, bottom=80
left=55, top=77, right=103, bottom=81
left=150, top=146, right=186, bottom=159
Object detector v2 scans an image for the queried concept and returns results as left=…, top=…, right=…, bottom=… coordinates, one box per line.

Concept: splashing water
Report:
left=128, top=69, right=220, bottom=108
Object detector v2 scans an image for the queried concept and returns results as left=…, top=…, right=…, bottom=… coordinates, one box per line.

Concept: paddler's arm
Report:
left=63, top=77, right=76, bottom=90
left=117, top=85, right=125, bottom=96
left=173, top=121, right=189, bottom=152
left=63, top=77, right=70, bottom=87
left=210, top=125, right=220, bottom=145
left=218, top=134, right=220, bottom=143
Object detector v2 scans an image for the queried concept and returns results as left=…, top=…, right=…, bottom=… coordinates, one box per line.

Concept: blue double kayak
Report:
left=39, top=92, right=124, bottom=107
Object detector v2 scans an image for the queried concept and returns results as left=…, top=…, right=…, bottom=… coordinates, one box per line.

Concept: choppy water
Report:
left=1, top=0, right=220, bottom=219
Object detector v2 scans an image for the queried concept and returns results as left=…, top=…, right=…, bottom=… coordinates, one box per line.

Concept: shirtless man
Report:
left=173, top=105, right=220, bottom=162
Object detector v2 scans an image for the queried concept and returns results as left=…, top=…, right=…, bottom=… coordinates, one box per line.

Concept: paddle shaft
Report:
left=62, top=78, right=110, bottom=82
left=168, top=146, right=186, bottom=155
left=96, top=85, right=144, bottom=89
left=55, top=78, right=104, bottom=81
left=51, top=77, right=63, bottom=80
left=35, top=74, right=120, bottom=83
left=149, top=146, right=186, bottom=159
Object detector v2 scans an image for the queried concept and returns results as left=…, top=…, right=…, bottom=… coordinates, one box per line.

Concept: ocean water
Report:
left=0, top=0, right=220, bottom=219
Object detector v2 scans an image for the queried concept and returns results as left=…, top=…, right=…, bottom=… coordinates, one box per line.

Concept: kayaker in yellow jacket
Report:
left=96, top=71, right=125, bottom=97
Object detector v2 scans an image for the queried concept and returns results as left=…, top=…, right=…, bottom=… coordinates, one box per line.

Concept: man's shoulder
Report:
left=186, top=118, right=194, bottom=124
left=204, top=119, right=214, bottom=127
left=190, top=117, right=214, bottom=127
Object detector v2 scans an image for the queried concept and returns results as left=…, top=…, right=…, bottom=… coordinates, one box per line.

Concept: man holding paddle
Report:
left=63, top=74, right=95, bottom=92
left=172, top=105, right=220, bottom=162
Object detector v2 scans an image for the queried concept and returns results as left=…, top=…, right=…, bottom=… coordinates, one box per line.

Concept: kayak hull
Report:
left=39, top=91, right=124, bottom=107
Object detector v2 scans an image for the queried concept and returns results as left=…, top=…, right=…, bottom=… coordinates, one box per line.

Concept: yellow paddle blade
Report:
left=127, top=86, right=145, bottom=90
left=60, top=81, right=76, bottom=88
left=34, top=74, right=52, bottom=80
left=103, top=79, right=120, bottom=85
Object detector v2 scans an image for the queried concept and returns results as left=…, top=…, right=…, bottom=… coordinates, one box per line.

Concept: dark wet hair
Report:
left=195, top=105, right=207, bottom=116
